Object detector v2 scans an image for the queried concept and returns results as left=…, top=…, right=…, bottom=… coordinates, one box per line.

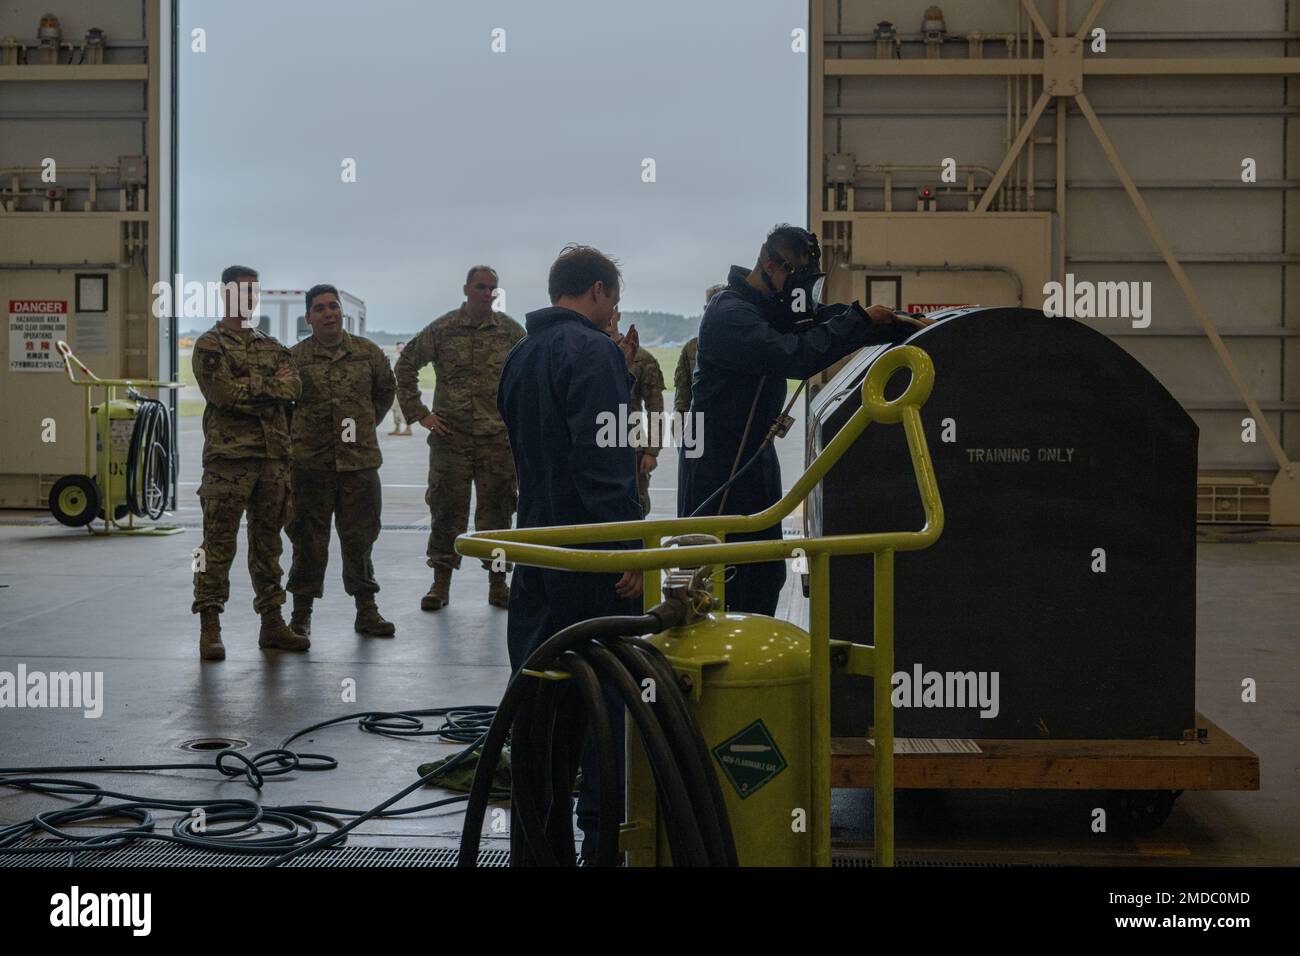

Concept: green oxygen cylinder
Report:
left=629, top=611, right=813, bottom=866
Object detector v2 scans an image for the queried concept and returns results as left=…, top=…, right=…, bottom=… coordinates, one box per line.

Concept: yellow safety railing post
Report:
left=873, top=548, right=896, bottom=867
left=809, top=550, right=833, bottom=866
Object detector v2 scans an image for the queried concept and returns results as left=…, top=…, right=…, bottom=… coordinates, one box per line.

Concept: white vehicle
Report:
left=251, top=288, right=366, bottom=344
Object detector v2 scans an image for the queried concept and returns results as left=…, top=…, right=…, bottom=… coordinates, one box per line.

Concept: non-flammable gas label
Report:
left=713, top=719, right=788, bottom=799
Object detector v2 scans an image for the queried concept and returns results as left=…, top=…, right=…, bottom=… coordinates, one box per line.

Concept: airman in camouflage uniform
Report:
left=611, top=313, right=665, bottom=516
left=388, top=342, right=412, bottom=435
left=286, top=284, right=398, bottom=640
left=673, top=337, right=697, bottom=415
left=191, top=265, right=307, bottom=661
left=395, top=265, right=525, bottom=611
left=673, top=285, right=724, bottom=415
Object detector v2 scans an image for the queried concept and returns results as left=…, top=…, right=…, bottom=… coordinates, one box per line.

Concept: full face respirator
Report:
left=760, top=234, right=828, bottom=332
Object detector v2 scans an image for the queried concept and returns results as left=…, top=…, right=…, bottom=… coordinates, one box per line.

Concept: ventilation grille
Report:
left=1197, top=478, right=1270, bottom=524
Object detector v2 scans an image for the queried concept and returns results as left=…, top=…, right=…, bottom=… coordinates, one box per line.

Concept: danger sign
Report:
left=907, top=303, right=976, bottom=315
left=9, top=300, right=67, bottom=372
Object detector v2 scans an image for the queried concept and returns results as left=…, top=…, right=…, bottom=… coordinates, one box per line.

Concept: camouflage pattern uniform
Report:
left=286, top=331, right=396, bottom=600
left=191, top=323, right=301, bottom=614
left=614, top=335, right=665, bottom=516
left=673, top=337, right=698, bottom=415
left=395, top=306, right=525, bottom=570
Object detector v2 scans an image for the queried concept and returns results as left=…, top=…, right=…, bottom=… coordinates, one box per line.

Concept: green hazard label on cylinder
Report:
left=713, top=719, right=788, bottom=799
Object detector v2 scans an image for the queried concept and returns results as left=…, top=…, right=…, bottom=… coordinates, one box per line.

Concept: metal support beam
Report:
left=824, top=57, right=1300, bottom=78
left=826, top=59, right=1041, bottom=76
left=1056, top=96, right=1066, bottom=281
left=808, top=0, right=824, bottom=237
left=1074, top=92, right=1291, bottom=472
left=1085, top=57, right=1300, bottom=75
left=1075, top=0, right=1110, bottom=42
left=976, top=91, right=1052, bottom=213
left=1020, top=0, right=1052, bottom=44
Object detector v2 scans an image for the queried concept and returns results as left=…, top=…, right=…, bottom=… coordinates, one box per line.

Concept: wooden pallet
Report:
left=831, top=713, right=1258, bottom=791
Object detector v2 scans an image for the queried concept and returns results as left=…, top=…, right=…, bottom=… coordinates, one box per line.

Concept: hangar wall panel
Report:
left=0, top=1, right=168, bottom=509
left=811, top=0, right=1300, bottom=517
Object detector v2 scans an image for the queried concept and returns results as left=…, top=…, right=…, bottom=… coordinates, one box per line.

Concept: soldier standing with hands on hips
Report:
left=395, top=265, right=526, bottom=613
left=285, top=284, right=398, bottom=639
left=190, top=265, right=306, bottom=661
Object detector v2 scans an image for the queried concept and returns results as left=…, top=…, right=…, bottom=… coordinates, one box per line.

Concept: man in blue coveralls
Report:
left=496, top=243, right=644, bottom=859
left=678, top=224, right=925, bottom=616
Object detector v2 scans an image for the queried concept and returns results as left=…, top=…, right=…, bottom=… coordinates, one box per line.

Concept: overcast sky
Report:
left=178, top=0, right=808, bottom=333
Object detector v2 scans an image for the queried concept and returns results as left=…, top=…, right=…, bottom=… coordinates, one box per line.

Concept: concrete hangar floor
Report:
left=0, top=409, right=1296, bottom=866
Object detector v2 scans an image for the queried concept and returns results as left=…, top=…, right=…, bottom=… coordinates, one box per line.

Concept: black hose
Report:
left=718, top=377, right=766, bottom=514
left=689, top=445, right=767, bottom=518
left=562, top=651, right=620, bottom=868
left=125, top=396, right=173, bottom=520
left=607, top=640, right=737, bottom=866
left=583, top=641, right=709, bottom=866
left=457, top=608, right=737, bottom=868
left=0, top=705, right=498, bottom=861
left=457, top=614, right=662, bottom=866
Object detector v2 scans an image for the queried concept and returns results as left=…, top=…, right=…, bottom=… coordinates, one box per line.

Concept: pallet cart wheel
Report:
left=1107, top=789, right=1182, bottom=834
left=49, top=474, right=101, bottom=527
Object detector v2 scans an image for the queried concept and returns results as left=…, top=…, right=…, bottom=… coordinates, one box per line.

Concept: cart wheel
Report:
left=49, top=475, right=101, bottom=527
left=1107, top=789, right=1182, bottom=834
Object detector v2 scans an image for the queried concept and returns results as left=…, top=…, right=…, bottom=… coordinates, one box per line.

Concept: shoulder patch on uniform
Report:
left=201, top=351, right=221, bottom=372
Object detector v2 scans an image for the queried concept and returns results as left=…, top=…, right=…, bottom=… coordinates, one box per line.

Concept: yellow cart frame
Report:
left=457, top=344, right=944, bottom=866
left=54, top=339, right=184, bottom=536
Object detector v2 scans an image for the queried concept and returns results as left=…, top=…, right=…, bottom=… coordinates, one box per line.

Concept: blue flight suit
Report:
left=497, top=305, right=643, bottom=851
left=677, top=266, right=911, bottom=616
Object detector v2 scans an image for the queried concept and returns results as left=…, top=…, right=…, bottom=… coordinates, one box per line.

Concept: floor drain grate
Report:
left=0, top=839, right=1053, bottom=868
left=832, top=855, right=1062, bottom=867
left=176, top=737, right=248, bottom=753
left=0, top=840, right=510, bottom=868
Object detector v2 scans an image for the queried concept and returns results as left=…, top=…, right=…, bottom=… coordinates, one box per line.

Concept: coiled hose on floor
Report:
left=457, top=609, right=738, bottom=867
left=0, top=706, right=500, bottom=861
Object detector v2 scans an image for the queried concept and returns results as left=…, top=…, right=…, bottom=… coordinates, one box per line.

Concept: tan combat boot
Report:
left=199, top=609, right=225, bottom=661
left=259, top=607, right=311, bottom=651
left=355, top=595, right=396, bottom=637
left=488, top=571, right=510, bottom=608
left=421, top=566, right=452, bottom=611
left=290, top=595, right=312, bottom=639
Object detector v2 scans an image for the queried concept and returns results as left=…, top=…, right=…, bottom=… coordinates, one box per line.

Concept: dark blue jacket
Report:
left=678, top=265, right=911, bottom=524
left=498, top=306, right=643, bottom=668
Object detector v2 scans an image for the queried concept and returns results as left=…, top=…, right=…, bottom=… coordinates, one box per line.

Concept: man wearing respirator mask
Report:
left=677, top=223, right=930, bottom=616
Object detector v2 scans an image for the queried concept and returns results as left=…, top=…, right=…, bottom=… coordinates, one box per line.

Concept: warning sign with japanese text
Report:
left=9, top=300, right=67, bottom=372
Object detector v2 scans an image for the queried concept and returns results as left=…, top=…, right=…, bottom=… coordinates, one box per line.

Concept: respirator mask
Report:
left=761, top=233, right=828, bottom=332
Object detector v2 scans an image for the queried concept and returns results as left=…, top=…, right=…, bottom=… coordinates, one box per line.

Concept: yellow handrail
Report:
left=56, top=340, right=181, bottom=390
left=457, top=343, right=944, bottom=866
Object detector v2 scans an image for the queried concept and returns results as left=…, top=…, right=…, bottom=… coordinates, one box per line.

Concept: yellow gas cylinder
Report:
left=640, top=611, right=812, bottom=866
